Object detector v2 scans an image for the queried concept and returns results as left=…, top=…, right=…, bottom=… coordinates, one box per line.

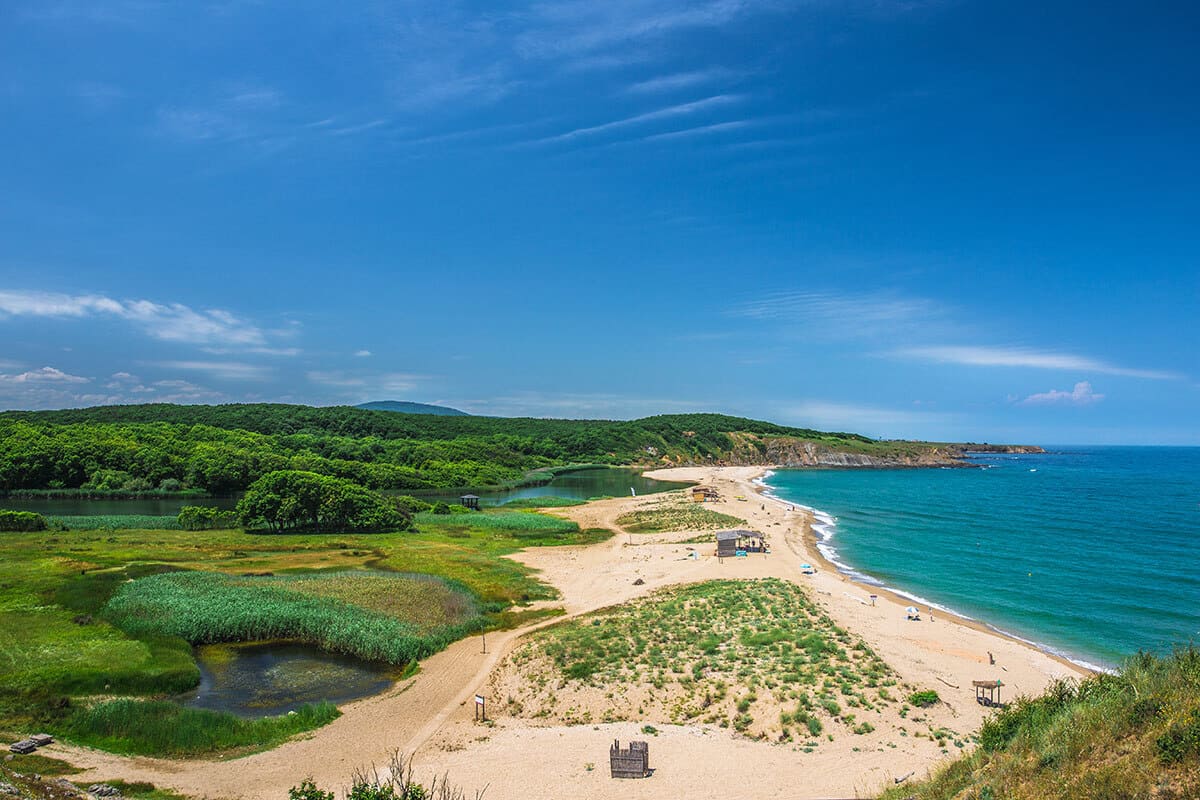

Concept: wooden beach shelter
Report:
left=459, top=494, right=480, bottom=510
left=716, top=530, right=742, bottom=558
left=691, top=486, right=720, bottom=502
left=973, top=679, right=1004, bottom=707
left=609, top=739, right=651, bottom=779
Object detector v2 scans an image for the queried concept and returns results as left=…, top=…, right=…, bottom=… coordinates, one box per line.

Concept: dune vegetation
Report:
left=615, top=495, right=746, bottom=533
left=494, top=579, right=927, bottom=746
left=880, top=647, right=1200, bottom=800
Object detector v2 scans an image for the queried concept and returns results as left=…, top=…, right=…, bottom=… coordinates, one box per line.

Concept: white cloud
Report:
left=354, top=349, right=373, bottom=358
left=155, top=361, right=272, bottom=380
left=0, top=289, right=275, bottom=349
left=0, top=366, right=89, bottom=384
left=641, top=119, right=753, bottom=142
left=1019, top=381, right=1105, bottom=407
left=897, top=346, right=1178, bottom=380
left=466, top=390, right=705, bottom=418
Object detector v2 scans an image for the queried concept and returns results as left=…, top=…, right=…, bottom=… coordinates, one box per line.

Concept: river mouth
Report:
left=180, top=641, right=401, bottom=717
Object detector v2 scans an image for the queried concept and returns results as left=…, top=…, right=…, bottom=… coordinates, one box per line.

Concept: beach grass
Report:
left=615, top=496, right=746, bottom=533
left=498, top=579, right=903, bottom=741
left=61, top=698, right=340, bottom=757
left=879, top=647, right=1200, bottom=800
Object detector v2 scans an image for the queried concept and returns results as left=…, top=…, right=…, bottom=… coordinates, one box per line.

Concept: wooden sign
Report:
left=474, top=694, right=486, bottom=721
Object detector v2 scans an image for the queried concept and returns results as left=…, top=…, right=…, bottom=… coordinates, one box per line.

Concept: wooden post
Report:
left=474, top=694, right=486, bottom=722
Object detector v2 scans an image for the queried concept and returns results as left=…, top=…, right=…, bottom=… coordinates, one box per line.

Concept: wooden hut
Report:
left=609, top=739, right=650, bottom=779
left=459, top=494, right=480, bottom=510
left=691, top=486, right=720, bottom=503
left=973, top=679, right=1003, bottom=707
left=716, top=530, right=741, bottom=558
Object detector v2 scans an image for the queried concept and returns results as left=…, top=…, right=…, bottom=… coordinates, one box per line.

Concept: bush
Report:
left=908, top=689, right=940, bottom=708
left=178, top=505, right=240, bottom=531
left=392, top=496, right=433, bottom=515
left=237, top=471, right=411, bottom=533
left=1157, top=709, right=1200, bottom=764
left=0, top=510, right=47, bottom=531
left=431, top=502, right=452, bottom=515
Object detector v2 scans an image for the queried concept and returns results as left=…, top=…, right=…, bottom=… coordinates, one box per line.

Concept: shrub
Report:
left=908, top=690, right=940, bottom=708
left=1156, top=709, right=1200, bottom=764
left=0, top=510, right=47, bottom=531
left=178, top=505, right=239, bottom=531
left=431, top=502, right=452, bottom=515
left=392, top=496, right=433, bottom=515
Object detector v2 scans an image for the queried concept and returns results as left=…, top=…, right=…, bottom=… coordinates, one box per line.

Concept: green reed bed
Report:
left=49, top=514, right=183, bottom=530
left=63, top=698, right=340, bottom=757
left=105, top=571, right=485, bottom=665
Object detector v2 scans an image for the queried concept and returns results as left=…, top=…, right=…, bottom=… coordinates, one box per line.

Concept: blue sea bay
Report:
left=763, top=447, right=1200, bottom=670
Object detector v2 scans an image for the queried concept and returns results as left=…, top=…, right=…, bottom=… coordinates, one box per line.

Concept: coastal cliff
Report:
left=668, top=432, right=1044, bottom=469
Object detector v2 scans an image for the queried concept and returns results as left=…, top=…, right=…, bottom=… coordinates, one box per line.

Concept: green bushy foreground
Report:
left=881, top=647, right=1200, bottom=800
left=105, top=571, right=484, bottom=664
left=63, top=699, right=340, bottom=757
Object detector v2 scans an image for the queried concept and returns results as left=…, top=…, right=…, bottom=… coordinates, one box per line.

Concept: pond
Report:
left=180, top=641, right=400, bottom=717
left=2, top=467, right=688, bottom=516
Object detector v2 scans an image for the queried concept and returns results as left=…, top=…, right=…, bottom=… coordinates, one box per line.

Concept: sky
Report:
left=1, top=1, right=1197, bottom=444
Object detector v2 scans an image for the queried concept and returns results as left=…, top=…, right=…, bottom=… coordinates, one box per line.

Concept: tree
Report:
left=237, top=471, right=410, bottom=533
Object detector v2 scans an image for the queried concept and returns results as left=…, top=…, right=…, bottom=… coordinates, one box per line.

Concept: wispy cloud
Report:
left=896, top=346, right=1179, bottom=380
left=464, top=390, right=706, bottom=418
left=730, top=289, right=959, bottom=340
left=785, top=400, right=957, bottom=435
left=154, top=361, right=272, bottom=380
left=624, top=67, right=743, bottom=94
left=531, top=94, right=745, bottom=145
left=0, top=289, right=280, bottom=349
left=641, top=119, right=753, bottom=142
left=307, top=370, right=426, bottom=395
left=354, top=350, right=373, bottom=358
left=1018, top=381, right=1105, bottom=407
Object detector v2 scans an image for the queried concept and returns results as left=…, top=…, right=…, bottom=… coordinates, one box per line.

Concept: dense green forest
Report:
left=0, top=404, right=873, bottom=494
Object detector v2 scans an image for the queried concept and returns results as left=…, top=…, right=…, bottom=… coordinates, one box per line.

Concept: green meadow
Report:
left=0, top=507, right=604, bottom=757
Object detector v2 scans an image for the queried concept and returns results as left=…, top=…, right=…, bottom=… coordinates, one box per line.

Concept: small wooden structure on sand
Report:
left=459, top=494, right=480, bottom=510
left=973, top=679, right=1004, bottom=706
left=609, top=740, right=651, bottom=779
left=716, top=529, right=766, bottom=558
left=691, top=486, right=720, bottom=503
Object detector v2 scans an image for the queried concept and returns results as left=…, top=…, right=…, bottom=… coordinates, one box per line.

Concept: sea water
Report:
left=763, top=447, right=1200, bottom=671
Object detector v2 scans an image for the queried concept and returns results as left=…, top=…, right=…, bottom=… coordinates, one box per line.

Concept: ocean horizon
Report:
left=762, top=446, right=1200, bottom=672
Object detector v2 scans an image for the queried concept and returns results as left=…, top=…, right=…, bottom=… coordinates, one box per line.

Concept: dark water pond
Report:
left=0, top=495, right=240, bottom=516
left=412, top=466, right=688, bottom=505
left=180, top=642, right=398, bottom=717
left=3, top=467, right=687, bottom=516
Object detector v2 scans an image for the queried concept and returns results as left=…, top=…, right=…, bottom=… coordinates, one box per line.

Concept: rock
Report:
left=0, top=783, right=17, bottom=796
left=633, top=578, right=645, bottom=586
left=29, top=734, right=54, bottom=747
left=88, top=784, right=123, bottom=798
left=8, top=740, right=36, bottom=755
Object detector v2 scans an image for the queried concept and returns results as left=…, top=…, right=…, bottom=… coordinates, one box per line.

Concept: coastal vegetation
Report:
left=880, top=647, right=1200, bottom=800
left=494, top=579, right=908, bottom=743
left=0, top=505, right=594, bottom=757
left=615, top=494, right=746, bottom=533
left=0, top=404, right=943, bottom=497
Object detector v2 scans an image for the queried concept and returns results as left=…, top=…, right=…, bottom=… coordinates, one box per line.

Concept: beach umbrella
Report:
left=905, top=606, right=919, bottom=615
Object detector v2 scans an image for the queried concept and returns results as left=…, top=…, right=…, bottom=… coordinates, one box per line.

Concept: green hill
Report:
left=881, top=648, right=1200, bottom=800
left=0, top=403, right=1028, bottom=495
left=356, top=400, right=469, bottom=416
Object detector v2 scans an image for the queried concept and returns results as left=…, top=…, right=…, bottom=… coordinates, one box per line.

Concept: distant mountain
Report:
left=356, top=400, right=470, bottom=416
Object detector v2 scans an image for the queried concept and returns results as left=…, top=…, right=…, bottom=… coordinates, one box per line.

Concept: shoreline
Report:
left=745, top=467, right=1102, bottom=676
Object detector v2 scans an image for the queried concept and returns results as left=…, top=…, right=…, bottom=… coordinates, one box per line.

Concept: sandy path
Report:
left=45, top=467, right=1087, bottom=799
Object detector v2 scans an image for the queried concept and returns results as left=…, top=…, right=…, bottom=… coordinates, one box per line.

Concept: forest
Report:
left=0, top=404, right=873, bottom=495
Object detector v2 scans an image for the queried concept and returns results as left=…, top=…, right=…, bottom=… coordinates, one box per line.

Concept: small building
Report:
left=716, top=529, right=766, bottom=557
left=609, top=739, right=650, bottom=779
left=691, top=486, right=720, bottom=503
left=459, top=494, right=480, bottom=510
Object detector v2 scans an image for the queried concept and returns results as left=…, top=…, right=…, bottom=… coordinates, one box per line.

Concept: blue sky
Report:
left=1, top=1, right=1197, bottom=444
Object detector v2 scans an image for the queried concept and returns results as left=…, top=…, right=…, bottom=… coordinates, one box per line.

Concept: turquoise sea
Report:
left=763, top=447, right=1200, bottom=671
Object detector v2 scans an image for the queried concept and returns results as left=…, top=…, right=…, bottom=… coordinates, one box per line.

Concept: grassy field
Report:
left=497, top=579, right=913, bottom=744
left=0, top=751, right=189, bottom=800
left=880, top=648, right=1200, bottom=800
left=615, top=495, right=746, bottom=533
left=0, top=507, right=606, bottom=757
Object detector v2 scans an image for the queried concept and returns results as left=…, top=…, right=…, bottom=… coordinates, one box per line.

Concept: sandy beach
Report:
left=50, top=466, right=1088, bottom=799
